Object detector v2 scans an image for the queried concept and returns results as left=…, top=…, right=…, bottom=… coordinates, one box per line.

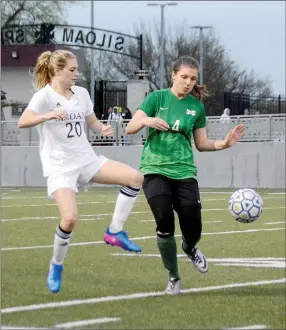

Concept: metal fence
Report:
left=206, top=114, right=285, bottom=142
left=94, top=80, right=127, bottom=117
left=92, top=81, right=285, bottom=117
left=204, top=93, right=285, bottom=116
left=1, top=114, right=285, bottom=146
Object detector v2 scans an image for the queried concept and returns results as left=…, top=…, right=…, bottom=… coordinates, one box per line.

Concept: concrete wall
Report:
left=2, top=67, right=35, bottom=104
left=1, top=142, right=285, bottom=188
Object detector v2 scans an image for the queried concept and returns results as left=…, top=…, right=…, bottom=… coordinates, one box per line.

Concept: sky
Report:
left=67, top=1, right=285, bottom=95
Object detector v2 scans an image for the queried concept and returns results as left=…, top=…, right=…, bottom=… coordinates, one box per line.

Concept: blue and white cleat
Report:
left=104, top=228, right=142, bottom=253
left=47, top=260, right=63, bottom=293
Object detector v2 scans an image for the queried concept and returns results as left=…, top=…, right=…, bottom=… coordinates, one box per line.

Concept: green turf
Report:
left=1, top=187, right=285, bottom=329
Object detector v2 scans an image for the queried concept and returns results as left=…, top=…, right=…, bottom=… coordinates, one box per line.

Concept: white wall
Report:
left=1, top=142, right=285, bottom=189
left=127, top=79, right=149, bottom=116
left=1, top=67, right=35, bottom=104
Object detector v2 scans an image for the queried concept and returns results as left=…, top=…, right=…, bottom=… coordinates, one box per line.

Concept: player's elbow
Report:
left=18, top=118, right=26, bottom=128
left=194, top=142, right=205, bottom=152
left=125, top=123, right=137, bottom=135
left=195, top=145, right=204, bottom=152
left=125, top=126, right=133, bottom=135
left=194, top=137, right=209, bottom=152
left=125, top=127, right=133, bottom=135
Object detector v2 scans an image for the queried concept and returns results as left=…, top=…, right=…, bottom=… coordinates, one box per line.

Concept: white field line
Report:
left=2, top=227, right=285, bottom=252
left=2, top=206, right=286, bottom=223
left=1, top=189, right=21, bottom=192
left=268, top=192, right=285, bottom=195
left=1, top=327, right=44, bottom=330
left=1, top=198, right=237, bottom=207
left=1, top=318, right=121, bottom=330
left=140, top=220, right=223, bottom=223
left=2, top=196, right=285, bottom=206
left=1, top=194, right=147, bottom=200
left=110, top=254, right=286, bottom=262
left=216, top=263, right=284, bottom=268
left=224, top=325, right=268, bottom=330
left=1, top=190, right=230, bottom=195
left=1, top=217, right=106, bottom=223
left=1, top=278, right=285, bottom=315
left=264, top=221, right=285, bottom=225
left=1, top=192, right=284, bottom=201
left=1, top=217, right=222, bottom=223
left=110, top=254, right=286, bottom=269
left=1, top=211, right=151, bottom=222
left=55, top=317, right=121, bottom=328
left=1, top=200, right=148, bottom=208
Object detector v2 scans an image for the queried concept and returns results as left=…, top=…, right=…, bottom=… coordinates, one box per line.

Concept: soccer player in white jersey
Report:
left=18, top=50, right=143, bottom=294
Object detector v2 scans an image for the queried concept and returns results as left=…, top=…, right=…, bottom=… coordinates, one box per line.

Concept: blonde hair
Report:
left=33, top=50, right=77, bottom=90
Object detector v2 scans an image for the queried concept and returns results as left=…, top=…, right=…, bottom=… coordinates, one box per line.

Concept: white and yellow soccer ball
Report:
left=228, top=188, right=263, bottom=223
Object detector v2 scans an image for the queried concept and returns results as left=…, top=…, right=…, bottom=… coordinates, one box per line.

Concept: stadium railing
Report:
left=1, top=114, right=285, bottom=146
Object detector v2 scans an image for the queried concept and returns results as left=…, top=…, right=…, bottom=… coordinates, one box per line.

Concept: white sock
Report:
left=52, top=225, right=72, bottom=265
left=109, top=186, right=140, bottom=233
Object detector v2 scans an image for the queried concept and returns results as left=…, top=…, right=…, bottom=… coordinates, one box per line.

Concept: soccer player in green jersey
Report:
left=126, top=55, right=244, bottom=295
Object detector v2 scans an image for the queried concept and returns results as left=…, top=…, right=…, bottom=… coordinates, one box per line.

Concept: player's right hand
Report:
left=143, top=117, right=169, bottom=131
left=44, top=110, right=68, bottom=121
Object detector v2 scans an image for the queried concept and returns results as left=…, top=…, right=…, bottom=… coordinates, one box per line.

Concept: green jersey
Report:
left=138, top=88, right=206, bottom=180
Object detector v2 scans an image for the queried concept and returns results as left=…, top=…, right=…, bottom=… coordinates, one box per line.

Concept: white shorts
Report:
left=47, top=155, right=108, bottom=199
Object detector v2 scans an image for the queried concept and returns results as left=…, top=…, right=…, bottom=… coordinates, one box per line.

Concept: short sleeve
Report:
left=83, top=88, right=94, bottom=116
left=138, top=92, right=157, bottom=117
left=193, top=103, right=206, bottom=131
left=27, top=92, right=49, bottom=115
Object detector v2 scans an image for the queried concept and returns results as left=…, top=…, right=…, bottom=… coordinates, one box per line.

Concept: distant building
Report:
left=1, top=44, right=86, bottom=119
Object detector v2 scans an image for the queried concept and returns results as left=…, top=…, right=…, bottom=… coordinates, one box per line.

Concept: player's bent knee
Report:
left=128, top=171, right=144, bottom=188
left=156, top=221, right=175, bottom=237
left=60, top=214, right=77, bottom=231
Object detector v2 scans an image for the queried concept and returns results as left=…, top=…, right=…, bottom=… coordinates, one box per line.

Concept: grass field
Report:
left=1, top=187, right=285, bottom=329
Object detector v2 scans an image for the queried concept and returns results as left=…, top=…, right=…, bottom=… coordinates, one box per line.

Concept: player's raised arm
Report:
left=126, top=91, right=169, bottom=135
left=18, top=108, right=67, bottom=128
left=126, top=110, right=169, bottom=134
left=193, top=124, right=244, bottom=152
left=125, top=109, right=147, bottom=134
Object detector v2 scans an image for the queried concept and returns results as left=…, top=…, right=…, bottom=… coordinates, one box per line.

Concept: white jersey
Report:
left=27, top=84, right=97, bottom=177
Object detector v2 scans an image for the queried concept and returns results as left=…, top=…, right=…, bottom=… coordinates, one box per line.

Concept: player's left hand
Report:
left=101, top=125, right=114, bottom=137
left=224, top=124, right=245, bottom=147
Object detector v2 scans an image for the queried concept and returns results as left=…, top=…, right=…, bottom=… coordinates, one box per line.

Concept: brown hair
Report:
left=172, top=55, right=209, bottom=100
left=33, top=50, right=76, bottom=90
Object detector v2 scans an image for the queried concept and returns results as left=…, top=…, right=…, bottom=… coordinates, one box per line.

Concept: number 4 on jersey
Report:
left=172, top=120, right=180, bottom=131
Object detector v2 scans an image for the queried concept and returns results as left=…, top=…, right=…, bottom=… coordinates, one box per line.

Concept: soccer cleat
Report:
left=165, top=277, right=181, bottom=295
left=47, top=260, right=63, bottom=293
left=104, top=228, right=142, bottom=253
left=182, top=241, right=209, bottom=273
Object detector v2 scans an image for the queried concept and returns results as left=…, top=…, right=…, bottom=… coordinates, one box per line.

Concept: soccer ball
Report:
left=228, top=188, right=263, bottom=223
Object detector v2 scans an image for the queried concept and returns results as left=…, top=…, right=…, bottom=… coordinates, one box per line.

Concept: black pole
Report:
left=139, top=34, right=143, bottom=70
left=278, top=94, right=281, bottom=114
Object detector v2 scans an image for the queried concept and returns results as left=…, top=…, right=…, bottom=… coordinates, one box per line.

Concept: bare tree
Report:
left=1, top=0, right=77, bottom=28
left=107, top=22, right=272, bottom=98
left=81, top=50, right=121, bottom=90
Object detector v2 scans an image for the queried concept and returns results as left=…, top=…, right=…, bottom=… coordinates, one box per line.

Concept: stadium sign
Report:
left=1, top=23, right=143, bottom=64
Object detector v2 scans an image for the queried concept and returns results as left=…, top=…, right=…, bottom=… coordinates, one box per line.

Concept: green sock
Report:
left=157, top=236, right=180, bottom=279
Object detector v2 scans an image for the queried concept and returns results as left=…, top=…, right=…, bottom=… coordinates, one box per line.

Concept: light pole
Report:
left=190, top=25, right=212, bottom=86
left=147, top=2, right=178, bottom=89
left=90, top=1, right=95, bottom=104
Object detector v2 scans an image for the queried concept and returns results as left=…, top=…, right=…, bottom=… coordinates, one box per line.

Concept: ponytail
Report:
left=32, top=51, right=52, bottom=90
left=193, top=84, right=209, bottom=100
